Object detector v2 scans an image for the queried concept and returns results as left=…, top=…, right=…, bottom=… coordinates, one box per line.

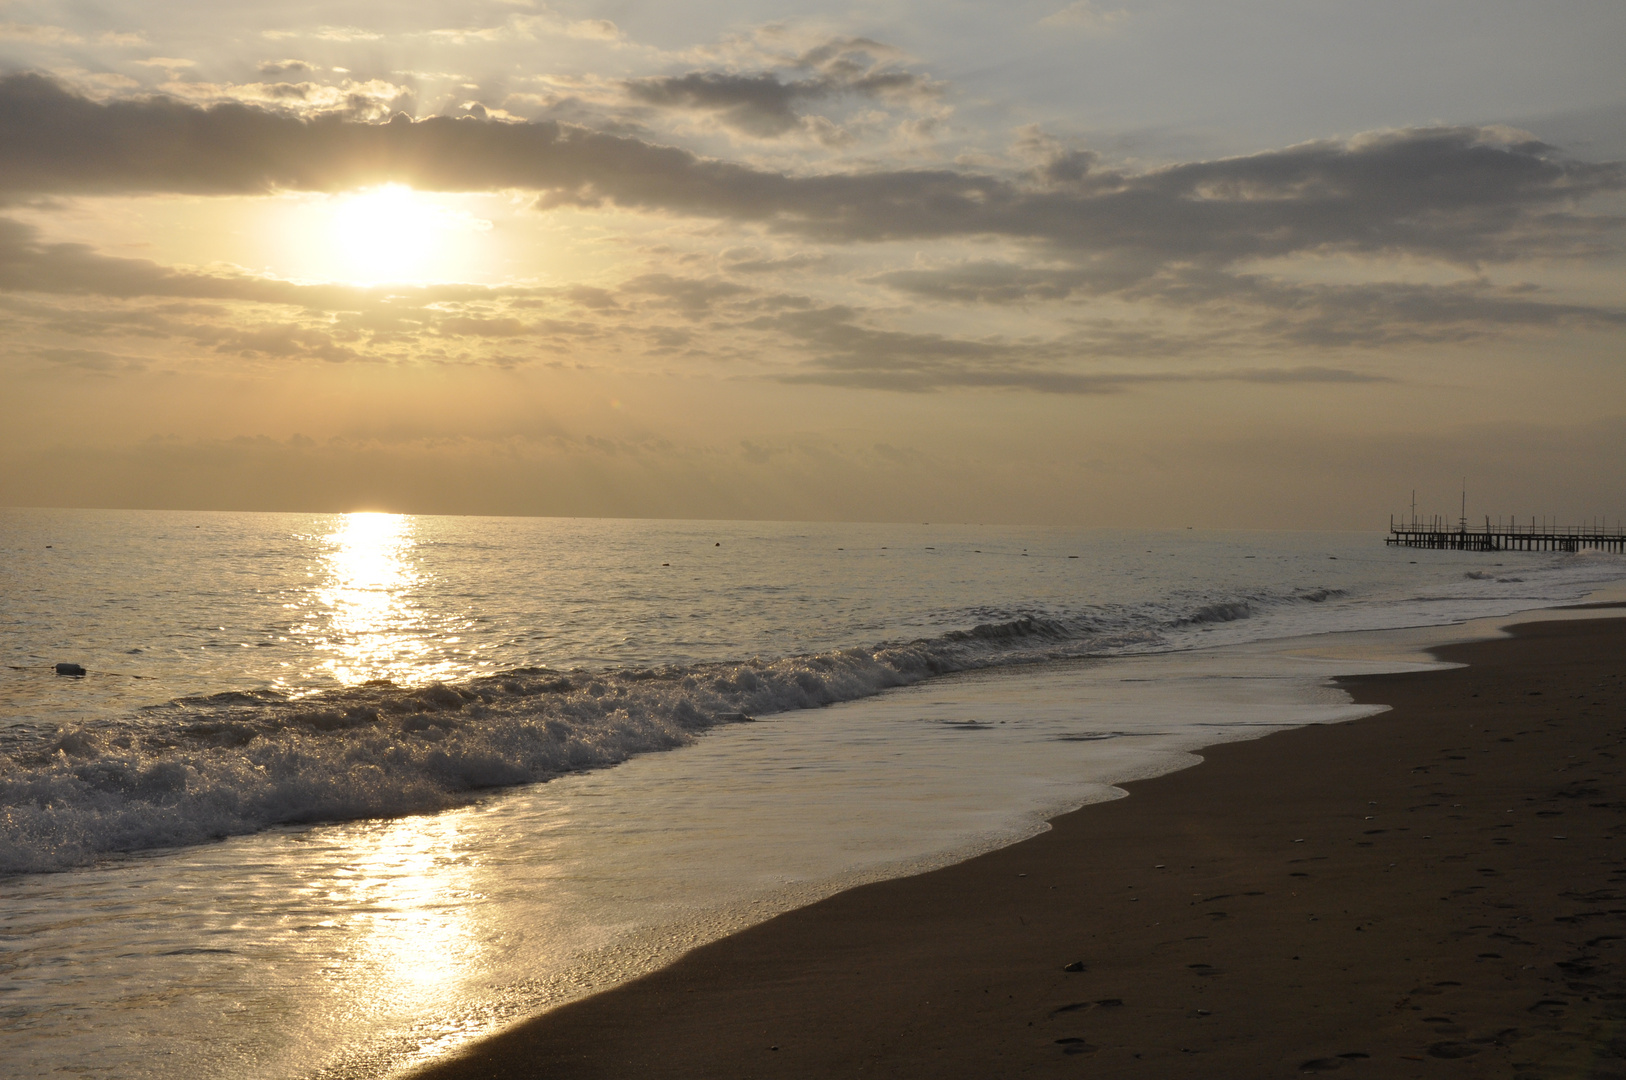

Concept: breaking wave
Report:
left=0, top=585, right=1355, bottom=875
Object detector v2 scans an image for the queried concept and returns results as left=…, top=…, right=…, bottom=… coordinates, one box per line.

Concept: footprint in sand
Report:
left=1299, top=1053, right=1367, bottom=1071
left=1427, top=1041, right=1481, bottom=1059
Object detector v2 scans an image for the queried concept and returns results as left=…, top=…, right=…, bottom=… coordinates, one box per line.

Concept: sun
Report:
left=330, top=185, right=452, bottom=284
left=313, top=185, right=489, bottom=285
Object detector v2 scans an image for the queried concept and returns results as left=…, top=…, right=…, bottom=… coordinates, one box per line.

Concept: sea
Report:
left=2, top=507, right=1623, bottom=1078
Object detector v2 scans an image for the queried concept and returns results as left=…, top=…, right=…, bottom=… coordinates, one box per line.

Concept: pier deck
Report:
left=1388, top=520, right=1626, bottom=553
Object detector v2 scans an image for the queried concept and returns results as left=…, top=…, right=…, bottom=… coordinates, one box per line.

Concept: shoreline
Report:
left=412, top=614, right=1626, bottom=1079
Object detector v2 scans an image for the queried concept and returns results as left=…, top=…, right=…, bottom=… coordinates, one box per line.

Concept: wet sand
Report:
left=414, top=616, right=1626, bottom=1079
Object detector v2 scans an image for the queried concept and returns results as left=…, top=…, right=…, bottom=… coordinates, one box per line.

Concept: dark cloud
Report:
left=644, top=326, right=694, bottom=350
left=195, top=323, right=362, bottom=363
left=3, top=76, right=1616, bottom=277
left=434, top=315, right=530, bottom=337
left=620, top=273, right=751, bottom=317
left=758, top=303, right=1389, bottom=393
left=1258, top=280, right=1626, bottom=347
left=622, top=35, right=935, bottom=139
left=1122, top=267, right=1626, bottom=346
left=626, top=72, right=814, bottom=138
left=723, top=249, right=827, bottom=274
left=874, top=258, right=1626, bottom=346
left=782, top=358, right=1390, bottom=395
left=562, top=285, right=619, bottom=310
left=872, top=261, right=1089, bottom=303
left=2, top=200, right=1616, bottom=389
left=624, top=66, right=933, bottom=138
left=258, top=59, right=316, bottom=75
left=2, top=77, right=1622, bottom=389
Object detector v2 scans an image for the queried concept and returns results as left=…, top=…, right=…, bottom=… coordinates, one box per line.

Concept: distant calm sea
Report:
left=2, top=508, right=1622, bottom=1078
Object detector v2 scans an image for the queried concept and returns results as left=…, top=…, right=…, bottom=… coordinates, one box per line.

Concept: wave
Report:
left=0, top=584, right=1377, bottom=875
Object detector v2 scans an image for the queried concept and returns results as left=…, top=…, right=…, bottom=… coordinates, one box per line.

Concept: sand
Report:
left=413, top=616, right=1626, bottom=1079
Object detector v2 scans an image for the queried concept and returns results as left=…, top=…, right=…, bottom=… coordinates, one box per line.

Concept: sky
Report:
left=1, top=0, right=1623, bottom=528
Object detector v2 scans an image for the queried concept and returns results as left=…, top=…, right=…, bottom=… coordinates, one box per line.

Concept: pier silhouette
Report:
left=1388, top=517, right=1626, bottom=553
left=1388, top=485, right=1625, bottom=552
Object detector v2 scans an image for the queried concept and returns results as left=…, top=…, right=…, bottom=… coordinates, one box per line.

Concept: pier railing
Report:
left=1387, top=519, right=1626, bottom=553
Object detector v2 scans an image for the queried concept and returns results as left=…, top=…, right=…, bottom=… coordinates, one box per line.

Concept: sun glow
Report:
left=296, top=185, right=493, bottom=285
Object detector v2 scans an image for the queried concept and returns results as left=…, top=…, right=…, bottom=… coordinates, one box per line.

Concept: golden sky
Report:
left=1, top=1, right=1623, bottom=527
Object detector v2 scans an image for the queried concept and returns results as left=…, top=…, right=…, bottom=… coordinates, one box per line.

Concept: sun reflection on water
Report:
left=344, top=814, right=478, bottom=993
left=306, top=512, right=459, bottom=688
left=298, top=811, right=492, bottom=1068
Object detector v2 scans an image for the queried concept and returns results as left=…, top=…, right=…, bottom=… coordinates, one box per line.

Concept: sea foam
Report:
left=0, top=590, right=1359, bottom=874
left=10, top=554, right=1619, bottom=878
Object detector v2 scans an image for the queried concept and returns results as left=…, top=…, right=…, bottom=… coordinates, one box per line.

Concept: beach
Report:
left=415, top=614, right=1626, bottom=1079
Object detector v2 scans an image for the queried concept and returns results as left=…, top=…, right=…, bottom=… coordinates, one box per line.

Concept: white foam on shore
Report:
left=9, top=565, right=1623, bottom=879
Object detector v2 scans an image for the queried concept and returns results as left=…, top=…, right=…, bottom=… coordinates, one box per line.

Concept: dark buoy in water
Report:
left=55, top=663, right=86, bottom=677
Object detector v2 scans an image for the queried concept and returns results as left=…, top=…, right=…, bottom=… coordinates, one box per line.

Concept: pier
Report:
left=1387, top=518, right=1626, bottom=553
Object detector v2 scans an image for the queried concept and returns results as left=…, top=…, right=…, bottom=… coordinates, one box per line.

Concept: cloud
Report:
left=434, top=315, right=531, bottom=337
left=752, top=302, right=1171, bottom=392
left=195, top=323, right=363, bottom=363
left=620, top=273, right=751, bottom=317
left=427, top=12, right=624, bottom=45
left=1039, top=2, right=1129, bottom=31
left=778, top=332, right=1392, bottom=393
left=1, top=77, right=1622, bottom=391
left=627, top=72, right=823, bottom=138
left=0, top=215, right=534, bottom=314
left=0, top=216, right=625, bottom=366
left=623, top=41, right=938, bottom=139
left=258, top=59, right=316, bottom=76
left=752, top=287, right=1617, bottom=390
left=0, top=215, right=339, bottom=303
left=723, top=248, right=827, bottom=274
left=3, top=77, right=1615, bottom=273
left=152, top=77, right=413, bottom=121
left=872, top=261, right=1089, bottom=303
left=262, top=26, right=384, bottom=43
left=563, top=285, right=619, bottom=310
left=507, top=13, right=624, bottom=42
left=1250, top=278, right=1626, bottom=347
left=0, top=23, right=82, bottom=45
left=33, top=346, right=146, bottom=373
left=873, top=257, right=1626, bottom=334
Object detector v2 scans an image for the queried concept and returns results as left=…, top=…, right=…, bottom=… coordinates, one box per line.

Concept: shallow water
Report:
left=2, top=510, right=1623, bottom=1078
left=2, top=647, right=1417, bottom=1079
